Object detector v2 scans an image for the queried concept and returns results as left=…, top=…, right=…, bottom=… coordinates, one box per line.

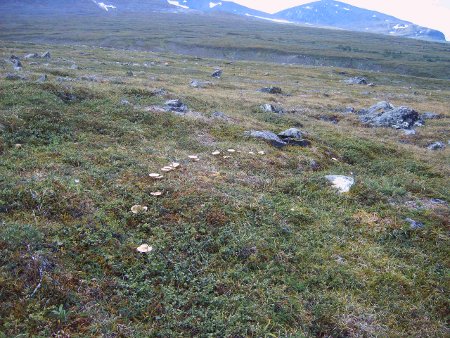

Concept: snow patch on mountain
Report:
left=209, top=2, right=222, bottom=9
left=92, top=0, right=116, bottom=12
left=244, top=14, right=293, bottom=24
left=167, top=0, right=189, bottom=9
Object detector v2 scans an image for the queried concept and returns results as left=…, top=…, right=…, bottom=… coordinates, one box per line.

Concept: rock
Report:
left=80, top=75, right=98, bottom=82
left=10, top=55, right=20, bottom=61
left=278, top=128, right=303, bottom=139
left=344, top=76, right=367, bottom=85
left=246, top=128, right=310, bottom=148
left=24, top=53, right=39, bottom=59
left=211, top=69, right=222, bottom=78
left=11, top=59, right=22, bottom=71
left=259, top=86, right=283, bottom=94
left=41, top=51, right=51, bottom=58
left=37, top=74, right=47, bottom=83
left=402, top=129, right=416, bottom=135
left=325, top=175, right=354, bottom=193
left=405, top=218, right=424, bottom=230
left=211, top=111, right=230, bottom=120
left=5, top=73, right=26, bottom=80
left=120, top=99, right=131, bottom=106
left=190, top=80, right=212, bottom=88
left=427, top=142, right=445, bottom=150
left=421, top=112, right=441, bottom=120
left=359, top=102, right=420, bottom=129
left=319, top=115, right=339, bottom=124
left=70, top=64, right=79, bottom=70
left=261, top=104, right=284, bottom=114
left=151, top=88, right=167, bottom=96
left=358, top=101, right=394, bottom=115
left=310, top=160, right=321, bottom=171
left=164, top=99, right=188, bottom=114
left=245, top=130, right=286, bottom=148
left=367, top=83, right=376, bottom=87
left=56, top=76, right=75, bottom=82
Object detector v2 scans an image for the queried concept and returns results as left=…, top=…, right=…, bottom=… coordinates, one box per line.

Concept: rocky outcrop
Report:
left=358, top=101, right=421, bottom=129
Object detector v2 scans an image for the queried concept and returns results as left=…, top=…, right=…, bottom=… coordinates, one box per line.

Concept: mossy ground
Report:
left=0, top=41, right=449, bottom=337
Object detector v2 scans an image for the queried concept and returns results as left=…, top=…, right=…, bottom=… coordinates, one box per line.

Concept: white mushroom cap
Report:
left=131, top=205, right=148, bottom=214
left=258, top=151, right=265, bottom=155
left=188, top=155, right=198, bottom=159
left=149, top=173, right=163, bottom=179
left=151, top=191, right=163, bottom=196
left=212, top=151, right=221, bottom=155
left=227, top=149, right=236, bottom=153
left=171, top=162, right=180, bottom=168
left=136, top=244, right=153, bottom=253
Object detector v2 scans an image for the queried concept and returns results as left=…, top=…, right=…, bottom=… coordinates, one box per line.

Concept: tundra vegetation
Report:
left=0, top=12, right=449, bottom=337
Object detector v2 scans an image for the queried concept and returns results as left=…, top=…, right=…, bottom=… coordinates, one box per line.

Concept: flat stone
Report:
left=245, top=130, right=286, bottom=148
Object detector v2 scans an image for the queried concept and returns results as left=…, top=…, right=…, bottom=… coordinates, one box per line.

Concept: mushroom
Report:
left=171, top=162, right=180, bottom=168
left=131, top=205, right=148, bottom=214
left=212, top=151, right=221, bottom=156
left=258, top=151, right=265, bottom=155
left=136, top=244, right=153, bottom=253
left=149, top=173, right=163, bottom=179
left=151, top=191, right=163, bottom=196
left=227, top=149, right=236, bottom=153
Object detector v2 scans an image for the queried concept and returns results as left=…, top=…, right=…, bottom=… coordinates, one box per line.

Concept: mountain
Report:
left=275, top=0, right=446, bottom=41
left=0, top=0, right=445, bottom=41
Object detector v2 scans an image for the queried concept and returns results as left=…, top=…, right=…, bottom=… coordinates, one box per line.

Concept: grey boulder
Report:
left=245, top=130, right=287, bottom=148
left=259, top=86, right=283, bottom=94
left=261, top=104, right=284, bottom=114
left=344, top=76, right=367, bottom=85
left=24, top=53, right=40, bottom=59
left=165, top=99, right=188, bottom=114
left=427, top=142, right=445, bottom=150
left=359, top=102, right=420, bottom=129
left=190, top=80, right=212, bottom=88
left=211, top=69, right=222, bottom=78
left=278, top=128, right=303, bottom=139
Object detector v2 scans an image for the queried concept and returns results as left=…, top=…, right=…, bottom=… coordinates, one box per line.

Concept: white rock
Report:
left=325, top=175, right=354, bottom=193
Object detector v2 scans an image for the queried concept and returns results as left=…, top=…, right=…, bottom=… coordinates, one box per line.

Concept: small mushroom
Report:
left=161, top=166, right=173, bottom=172
left=151, top=191, right=163, bottom=196
left=131, top=205, right=148, bottom=214
left=149, top=173, right=163, bottom=179
left=227, top=149, right=236, bottom=153
left=249, top=151, right=255, bottom=155
left=257, top=151, right=265, bottom=155
left=136, top=244, right=153, bottom=253
left=223, top=156, right=231, bottom=159
left=212, top=151, right=221, bottom=156
left=171, top=162, right=180, bottom=168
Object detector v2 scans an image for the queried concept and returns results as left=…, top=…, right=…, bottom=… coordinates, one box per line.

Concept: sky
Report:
left=229, top=0, right=450, bottom=40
